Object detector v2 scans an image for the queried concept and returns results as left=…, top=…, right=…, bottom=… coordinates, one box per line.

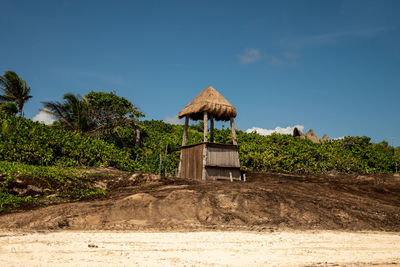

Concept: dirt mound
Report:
left=1, top=172, right=400, bottom=231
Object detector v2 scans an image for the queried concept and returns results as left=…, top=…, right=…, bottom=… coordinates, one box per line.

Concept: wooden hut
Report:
left=177, top=86, right=242, bottom=181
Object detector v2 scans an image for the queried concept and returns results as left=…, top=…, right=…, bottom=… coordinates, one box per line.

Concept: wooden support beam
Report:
left=210, top=114, right=214, bottom=143
left=230, top=117, right=237, bottom=145
left=177, top=150, right=183, bottom=178
left=202, top=144, right=208, bottom=181
left=203, top=111, right=208, bottom=143
left=182, top=115, right=189, bottom=146
left=178, top=115, right=189, bottom=178
left=159, top=154, right=162, bottom=175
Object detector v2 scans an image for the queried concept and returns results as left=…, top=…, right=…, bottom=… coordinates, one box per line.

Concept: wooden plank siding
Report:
left=206, top=144, right=240, bottom=168
left=179, top=142, right=241, bottom=181
left=179, top=143, right=204, bottom=180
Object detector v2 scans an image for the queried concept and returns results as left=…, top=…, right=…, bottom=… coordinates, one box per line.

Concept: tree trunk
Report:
left=18, top=103, right=23, bottom=117
left=135, top=124, right=140, bottom=147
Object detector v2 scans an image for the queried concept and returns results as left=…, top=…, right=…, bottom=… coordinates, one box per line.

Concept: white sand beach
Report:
left=1, top=231, right=400, bottom=266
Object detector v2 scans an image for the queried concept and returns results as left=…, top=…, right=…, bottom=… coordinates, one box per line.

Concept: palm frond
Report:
left=41, top=108, right=74, bottom=130
left=0, top=71, right=32, bottom=116
left=0, top=95, right=13, bottom=101
left=41, top=93, right=93, bottom=132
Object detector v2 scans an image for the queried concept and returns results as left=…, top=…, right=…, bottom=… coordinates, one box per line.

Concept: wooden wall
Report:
left=179, top=143, right=204, bottom=180
left=206, top=143, right=240, bottom=168
left=179, top=142, right=242, bottom=181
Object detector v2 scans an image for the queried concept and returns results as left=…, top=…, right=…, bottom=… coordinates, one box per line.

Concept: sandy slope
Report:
left=1, top=231, right=400, bottom=266
left=1, top=172, right=400, bottom=232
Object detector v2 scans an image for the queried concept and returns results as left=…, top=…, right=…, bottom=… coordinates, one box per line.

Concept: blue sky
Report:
left=1, top=0, right=399, bottom=145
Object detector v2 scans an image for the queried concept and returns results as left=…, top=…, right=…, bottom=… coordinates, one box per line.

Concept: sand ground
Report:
left=3, top=173, right=400, bottom=232
left=1, top=231, right=400, bottom=266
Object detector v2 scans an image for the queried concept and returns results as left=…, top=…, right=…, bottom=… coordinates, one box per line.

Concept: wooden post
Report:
left=182, top=115, right=189, bottom=146
left=163, top=144, right=168, bottom=177
left=202, top=144, right=208, bottom=181
left=203, top=111, right=208, bottom=143
left=178, top=115, right=189, bottom=178
left=202, top=113, right=209, bottom=180
left=210, top=114, right=214, bottom=143
left=177, top=149, right=183, bottom=178
left=159, top=154, right=162, bottom=175
left=230, top=117, right=237, bottom=145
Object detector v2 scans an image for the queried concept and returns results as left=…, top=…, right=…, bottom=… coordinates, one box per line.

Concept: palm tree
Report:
left=41, top=93, right=93, bottom=132
left=0, top=71, right=32, bottom=117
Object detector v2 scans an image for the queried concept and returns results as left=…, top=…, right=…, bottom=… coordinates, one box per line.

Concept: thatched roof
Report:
left=178, top=86, right=237, bottom=121
left=293, top=127, right=329, bottom=143
left=293, top=127, right=303, bottom=137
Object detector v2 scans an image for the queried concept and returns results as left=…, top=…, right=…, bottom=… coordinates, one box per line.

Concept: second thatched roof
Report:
left=293, top=127, right=329, bottom=143
left=178, top=86, right=237, bottom=121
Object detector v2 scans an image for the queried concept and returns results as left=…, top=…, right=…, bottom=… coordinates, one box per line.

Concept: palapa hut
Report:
left=293, top=127, right=329, bottom=143
left=177, top=86, right=242, bottom=181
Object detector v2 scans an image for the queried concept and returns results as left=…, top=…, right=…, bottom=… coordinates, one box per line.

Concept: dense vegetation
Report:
left=136, top=120, right=400, bottom=175
left=1, top=113, right=399, bottom=176
left=0, top=114, right=138, bottom=171
left=238, top=131, right=399, bottom=174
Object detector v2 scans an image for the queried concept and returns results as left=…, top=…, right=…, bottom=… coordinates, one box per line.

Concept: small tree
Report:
left=86, top=91, right=144, bottom=146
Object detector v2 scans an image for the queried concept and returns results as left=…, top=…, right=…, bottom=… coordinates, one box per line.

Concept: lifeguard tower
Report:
left=177, top=86, right=241, bottom=181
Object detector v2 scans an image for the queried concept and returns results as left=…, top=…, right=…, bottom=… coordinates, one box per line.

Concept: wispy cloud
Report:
left=265, top=52, right=299, bottom=66
left=246, top=125, right=304, bottom=136
left=238, top=27, right=389, bottom=67
left=262, top=26, right=392, bottom=66
left=279, top=27, right=391, bottom=51
left=238, top=48, right=262, bottom=64
left=164, top=116, right=183, bottom=125
left=32, top=111, right=55, bottom=125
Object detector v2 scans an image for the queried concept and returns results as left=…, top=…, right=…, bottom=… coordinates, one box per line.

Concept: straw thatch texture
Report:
left=293, top=127, right=303, bottom=137
left=178, top=86, right=237, bottom=121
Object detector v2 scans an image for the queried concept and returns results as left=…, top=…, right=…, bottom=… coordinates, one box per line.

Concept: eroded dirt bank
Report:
left=1, top=231, right=400, bottom=266
left=1, top=172, right=399, bottom=231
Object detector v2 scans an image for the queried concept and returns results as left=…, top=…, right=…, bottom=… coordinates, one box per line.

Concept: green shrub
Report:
left=0, top=161, right=106, bottom=212
left=0, top=114, right=138, bottom=171
left=237, top=132, right=400, bottom=174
